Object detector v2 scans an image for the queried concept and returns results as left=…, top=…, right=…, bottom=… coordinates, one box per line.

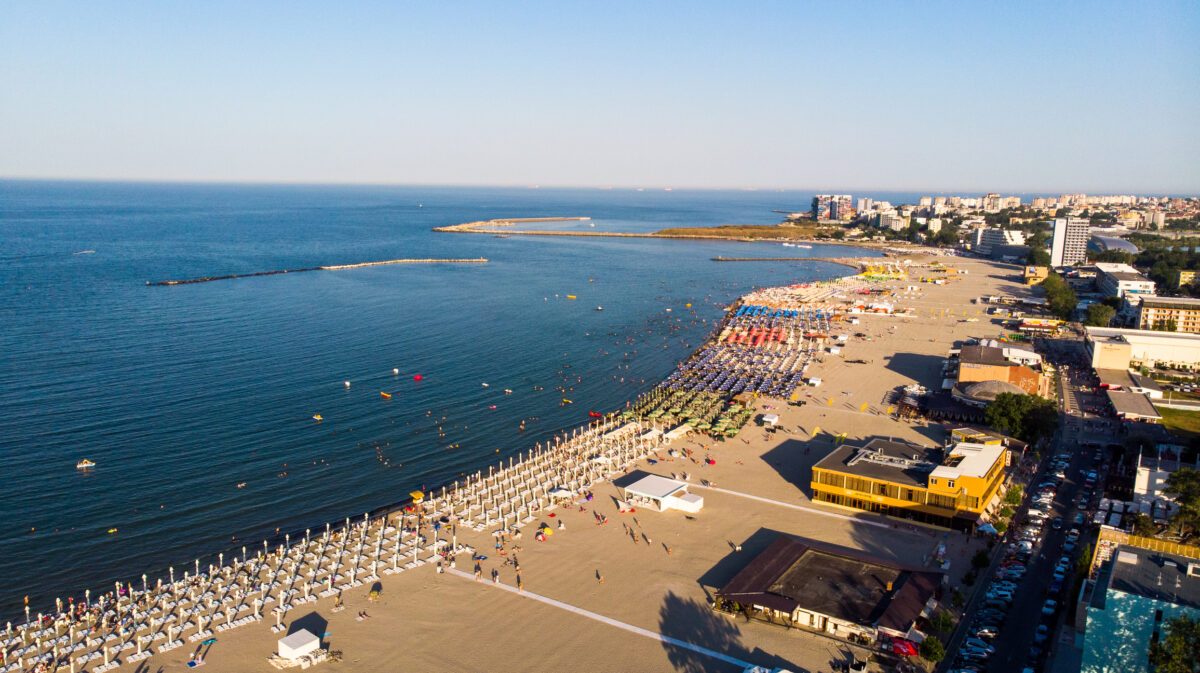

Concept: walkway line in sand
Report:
left=446, top=568, right=755, bottom=670
left=690, top=484, right=917, bottom=534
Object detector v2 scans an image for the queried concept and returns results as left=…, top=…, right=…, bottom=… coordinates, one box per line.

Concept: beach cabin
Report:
left=622, top=474, right=704, bottom=514
left=761, top=414, right=779, bottom=427
left=663, top=424, right=692, bottom=444
left=604, top=422, right=641, bottom=440
left=277, top=629, right=319, bottom=662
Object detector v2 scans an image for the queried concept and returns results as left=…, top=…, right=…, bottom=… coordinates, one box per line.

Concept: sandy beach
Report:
left=3, top=254, right=1038, bottom=673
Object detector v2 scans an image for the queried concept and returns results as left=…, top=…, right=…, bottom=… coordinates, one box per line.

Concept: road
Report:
left=943, top=334, right=1103, bottom=673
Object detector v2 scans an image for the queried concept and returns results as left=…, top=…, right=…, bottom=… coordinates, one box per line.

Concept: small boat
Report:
left=481, top=382, right=489, bottom=387
left=236, top=482, right=246, bottom=488
left=588, top=411, right=603, bottom=418
left=503, top=389, right=513, bottom=394
left=74, top=250, right=96, bottom=255
left=392, top=368, right=399, bottom=374
left=380, top=392, right=391, bottom=399
left=566, top=295, right=577, bottom=300
left=489, top=405, right=497, bottom=409
left=76, top=459, right=95, bottom=470
left=312, top=414, right=323, bottom=421
left=795, top=244, right=813, bottom=249
left=107, top=528, right=118, bottom=534
left=562, top=398, right=573, bottom=404
left=595, top=306, right=603, bottom=311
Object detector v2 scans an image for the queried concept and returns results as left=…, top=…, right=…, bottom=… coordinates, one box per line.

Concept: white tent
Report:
left=278, top=629, right=319, bottom=661
left=761, top=414, right=779, bottom=426
left=622, top=475, right=703, bottom=513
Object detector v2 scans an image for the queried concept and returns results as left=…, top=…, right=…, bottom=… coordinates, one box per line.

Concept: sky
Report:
left=1, top=1, right=1198, bottom=193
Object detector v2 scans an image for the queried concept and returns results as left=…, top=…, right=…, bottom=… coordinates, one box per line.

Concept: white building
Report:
left=972, top=228, right=1026, bottom=256
left=1096, top=265, right=1156, bottom=299
left=1086, top=326, right=1200, bottom=370
left=1051, top=217, right=1090, bottom=267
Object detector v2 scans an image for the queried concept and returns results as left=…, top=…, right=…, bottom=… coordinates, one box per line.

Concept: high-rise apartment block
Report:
left=972, top=228, right=1026, bottom=257
left=812, top=194, right=853, bottom=221
left=1051, top=217, right=1090, bottom=267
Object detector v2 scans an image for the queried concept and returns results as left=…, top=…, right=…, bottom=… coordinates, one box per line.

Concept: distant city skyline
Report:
left=1, top=1, right=1198, bottom=192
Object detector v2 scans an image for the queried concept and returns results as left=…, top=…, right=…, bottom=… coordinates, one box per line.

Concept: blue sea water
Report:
left=0, top=181, right=888, bottom=617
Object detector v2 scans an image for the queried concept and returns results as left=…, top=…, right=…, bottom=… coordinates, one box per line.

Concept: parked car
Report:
left=1041, top=599, right=1058, bottom=615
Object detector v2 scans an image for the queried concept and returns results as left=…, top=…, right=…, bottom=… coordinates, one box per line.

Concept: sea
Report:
left=0, top=180, right=913, bottom=618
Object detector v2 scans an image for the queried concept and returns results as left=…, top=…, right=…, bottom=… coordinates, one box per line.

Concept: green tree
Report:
left=1039, top=273, right=1078, bottom=320
left=1164, top=468, right=1200, bottom=537
left=931, top=609, right=955, bottom=633
left=1101, top=295, right=1125, bottom=310
left=1027, top=248, right=1051, bottom=266
left=1085, top=303, right=1116, bottom=327
left=919, top=636, right=946, bottom=663
left=951, top=588, right=965, bottom=608
left=985, top=393, right=1060, bottom=442
left=1149, top=614, right=1200, bottom=673
left=1167, top=318, right=1179, bottom=332
left=971, top=549, right=991, bottom=569
left=1004, top=484, right=1024, bottom=505
left=1130, top=513, right=1156, bottom=537
left=999, top=505, right=1014, bottom=519
left=993, top=520, right=1008, bottom=535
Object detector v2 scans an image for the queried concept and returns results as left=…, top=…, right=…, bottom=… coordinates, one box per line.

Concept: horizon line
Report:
left=1, top=175, right=1195, bottom=198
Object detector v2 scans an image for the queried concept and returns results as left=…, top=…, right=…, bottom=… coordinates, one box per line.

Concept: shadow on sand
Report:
left=657, top=591, right=809, bottom=673
left=287, top=611, right=329, bottom=647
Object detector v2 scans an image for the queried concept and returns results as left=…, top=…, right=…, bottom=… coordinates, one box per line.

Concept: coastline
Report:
left=3, top=239, right=1013, bottom=673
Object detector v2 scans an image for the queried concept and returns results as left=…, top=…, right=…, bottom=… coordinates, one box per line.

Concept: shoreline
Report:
left=8, top=242, right=877, bottom=625
left=2, top=251, right=1013, bottom=673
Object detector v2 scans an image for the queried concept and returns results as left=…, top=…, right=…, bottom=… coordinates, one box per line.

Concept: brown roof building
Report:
left=716, top=534, right=943, bottom=643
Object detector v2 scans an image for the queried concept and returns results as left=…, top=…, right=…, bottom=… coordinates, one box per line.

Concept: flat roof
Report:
left=1104, top=545, right=1200, bottom=610
left=1096, top=369, right=1163, bottom=392
left=716, top=535, right=942, bottom=631
left=813, top=439, right=940, bottom=488
left=1140, top=295, right=1200, bottom=310
left=1106, top=390, right=1162, bottom=420
left=1105, top=271, right=1151, bottom=282
left=623, top=474, right=687, bottom=500
left=1097, top=368, right=1140, bottom=388
left=959, top=345, right=1012, bottom=367
left=1087, top=326, right=1200, bottom=346
left=930, top=442, right=1005, bottom=481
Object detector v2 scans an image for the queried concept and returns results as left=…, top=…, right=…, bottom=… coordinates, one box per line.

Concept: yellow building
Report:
left=1180, top=270, right=1197, bottom=286
left=1136, top=296, right=1200, bottom=334
left=811, top=439, right=1008, bottom=529
left=1024, top=266, right=1049, bottom=285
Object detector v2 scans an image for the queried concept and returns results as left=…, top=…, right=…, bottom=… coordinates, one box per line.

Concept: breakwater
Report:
left=147, top=258, right=489, bottom=286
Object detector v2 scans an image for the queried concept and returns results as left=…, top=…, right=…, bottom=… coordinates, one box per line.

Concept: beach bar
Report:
left=277, top=629, right=319, bottom=661
left=622, top=474, right=704, bottom=513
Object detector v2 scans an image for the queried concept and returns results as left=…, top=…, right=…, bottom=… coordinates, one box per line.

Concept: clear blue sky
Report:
left=2, top=1, right=1197, bottom=193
